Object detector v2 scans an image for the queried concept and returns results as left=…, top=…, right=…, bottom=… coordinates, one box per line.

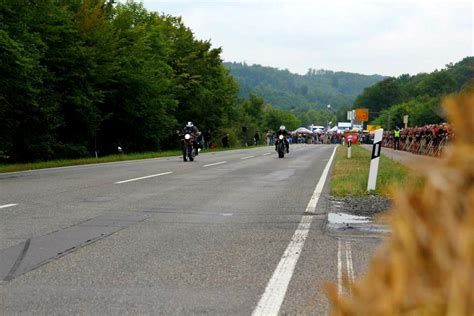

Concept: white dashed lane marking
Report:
left=115, top=172, right=173, bottom=184
left=203, top=161, right=227, bottom=167
left=0, top=204, right=18, bottom=209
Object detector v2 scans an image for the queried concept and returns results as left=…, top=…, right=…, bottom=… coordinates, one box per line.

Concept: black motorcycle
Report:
left=275, top=135, right=286, bottom=158
left=179, top=132, right=196, bottom=162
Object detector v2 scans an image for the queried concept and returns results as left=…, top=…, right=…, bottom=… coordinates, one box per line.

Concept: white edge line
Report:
left=305, top=146, right=337, bottom=214
left=0, top=203, right=18, bottom=209
left=252, top=146, right=337, bottom=316
left=203, top=161, right=227, bottom=167
left=115, top=172, right=172, bottom=184
left=262, top=153, right=272, bottom=156
left=346, top=241, right=355, bottom=283
left=337, top=239, right=343, bottom=295
left=345, top=241, right=351, bottom=294
left=240, top=156, right=255, bottom=160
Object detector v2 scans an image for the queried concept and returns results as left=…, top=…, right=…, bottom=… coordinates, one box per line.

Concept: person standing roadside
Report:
left=204, top=129, right=212, bottom=149
left=222, top=134, right=230, bottom=148
left=394, top=127, right=401, bottom=150
left=254, top=131, right=260, bottom=145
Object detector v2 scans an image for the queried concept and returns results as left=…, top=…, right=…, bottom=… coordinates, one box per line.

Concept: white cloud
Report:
left=142, top=0, right=473, bottom=76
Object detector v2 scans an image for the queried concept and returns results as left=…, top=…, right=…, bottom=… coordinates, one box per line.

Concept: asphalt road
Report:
left=0, top=144, right=381, bottom=315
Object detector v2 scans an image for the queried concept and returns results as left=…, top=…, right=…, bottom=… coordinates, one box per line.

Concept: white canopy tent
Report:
left=291, top=127, right=314, bottom=135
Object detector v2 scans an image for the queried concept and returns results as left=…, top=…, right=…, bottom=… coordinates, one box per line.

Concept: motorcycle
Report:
left=179, top=132, right=196, bottom=162
left=275, top=134, right=286, bottom=158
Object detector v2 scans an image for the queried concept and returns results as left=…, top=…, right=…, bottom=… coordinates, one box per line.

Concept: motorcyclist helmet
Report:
left=186, top=121, right=193, bottom=127
left=280, top=125, right=286, bottom=131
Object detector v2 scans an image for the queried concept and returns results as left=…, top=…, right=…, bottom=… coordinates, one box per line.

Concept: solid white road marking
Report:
left=0, top=204, right=18, bottom=209
left=115, top=172, right=172, bottom=184
left=240, top=156, right=255, bottom=160
left=252, top=146, right=337, bottom=316
left=203, top=161, right=227, bottom=167
left=337, top=240, right=355, bottom=296
left=346, top=241, right=355, bottom=283
left=337, top=239, right=343, bottom=295
left=262, top=153, right=272, bottom=156
left=304, top=146, right=337, bottom=214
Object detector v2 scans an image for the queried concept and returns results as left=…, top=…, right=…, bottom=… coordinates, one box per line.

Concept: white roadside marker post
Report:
left=347, top=135, right=352, bottom=159
left=367, top=128, right=383, bottom=191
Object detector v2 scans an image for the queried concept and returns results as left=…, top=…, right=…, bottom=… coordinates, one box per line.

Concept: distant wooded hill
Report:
left=355, top=57, right=474, bottom=128
left=224, top=62, right=385, bottom=111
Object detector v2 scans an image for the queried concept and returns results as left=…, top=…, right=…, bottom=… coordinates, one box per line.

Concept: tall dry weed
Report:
left=326, top=90, right=474, bottom=315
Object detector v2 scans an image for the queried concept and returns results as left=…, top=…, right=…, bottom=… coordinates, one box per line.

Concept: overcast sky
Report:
left=141, top=0, right=473, bottom=76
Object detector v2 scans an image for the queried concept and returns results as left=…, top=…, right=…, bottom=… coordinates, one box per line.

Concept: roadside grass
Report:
left=330, top=144, right=409, bottom=197
left=0, top=145, right=268, bottom=174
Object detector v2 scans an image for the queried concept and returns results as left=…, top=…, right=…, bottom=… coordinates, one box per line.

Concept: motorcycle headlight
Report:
left=184, top=134, right=191, bottom=140
left=279, top=135, right=284, bottom=140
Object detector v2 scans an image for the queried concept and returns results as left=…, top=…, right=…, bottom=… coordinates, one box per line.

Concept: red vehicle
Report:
left=344, top=132, right=360, bottom=144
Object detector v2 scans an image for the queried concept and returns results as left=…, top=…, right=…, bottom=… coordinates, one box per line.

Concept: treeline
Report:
left=0, top=0, right=301, bottom=163
left=225, top=62, right=385, bottom=111
left=354, top=57, right=474, bottom=128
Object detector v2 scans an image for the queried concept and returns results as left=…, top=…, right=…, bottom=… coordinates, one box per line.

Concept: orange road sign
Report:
left=355, top=108, right=369, bottom=122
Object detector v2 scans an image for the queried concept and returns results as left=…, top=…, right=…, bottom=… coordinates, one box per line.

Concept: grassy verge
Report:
left=330, top=144, right=409, bottom=197
left=0, top=145, right=268, bottom=174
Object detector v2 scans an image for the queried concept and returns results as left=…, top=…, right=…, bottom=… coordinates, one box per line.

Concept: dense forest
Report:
left=354, top=57, right=474, bottom=128
left=225, top=62, right=385, bottom=111
left=0, top=0, right=303, bottom=163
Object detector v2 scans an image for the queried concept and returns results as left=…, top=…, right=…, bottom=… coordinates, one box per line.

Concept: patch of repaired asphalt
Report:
left=326, top=195, right=391, bottom=235
left=329, top=195, right=391, bottom=217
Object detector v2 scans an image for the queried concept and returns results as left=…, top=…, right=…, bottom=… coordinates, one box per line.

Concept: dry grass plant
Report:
left=325, top=90, right=474, bottom=315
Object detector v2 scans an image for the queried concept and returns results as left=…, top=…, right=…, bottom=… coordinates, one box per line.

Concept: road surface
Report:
left=0, top=144, right=381, bottom=315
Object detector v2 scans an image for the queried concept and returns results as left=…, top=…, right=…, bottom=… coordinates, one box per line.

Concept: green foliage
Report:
left=297, top=109, right=333, bottom=127
left=225, top=62, right=385, bottom=111
left=354, top=57, right=473, bottom=127
left=372, top=97, right=442, bottom=128
left=1, top=0, right=280, bottom=163
left=263, top=107, right=301, bottom=131
left=354, top=77, right=403, bottom=113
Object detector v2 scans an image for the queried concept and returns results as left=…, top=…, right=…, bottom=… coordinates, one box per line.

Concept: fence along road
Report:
left=0, top=144, right=380, bottom=314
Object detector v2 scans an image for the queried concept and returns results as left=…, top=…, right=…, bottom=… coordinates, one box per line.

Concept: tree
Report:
left=354, top=77, right=402, bottom=113
left=264, top=107, right=301, bottom=131
left=297, top=109, right=332, bottom=127
left=360, top=57, right=472, bottom=127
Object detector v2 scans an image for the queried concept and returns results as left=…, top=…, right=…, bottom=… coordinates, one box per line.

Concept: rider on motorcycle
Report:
left=182, top=122, right=201, bottom=155
left=275, top=125, right=289, bottom=153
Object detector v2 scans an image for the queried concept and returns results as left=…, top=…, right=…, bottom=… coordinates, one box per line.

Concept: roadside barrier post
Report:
left=347, top=140, right=352, bottom=159
left=347, top=135, right=353, bottom=159
left=367, top=129, right=383, bottom=191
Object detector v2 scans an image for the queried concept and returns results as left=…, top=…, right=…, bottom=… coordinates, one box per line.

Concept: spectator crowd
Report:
left=382, top=123, right=451, bottom=156
left=265, top=130, right=345, bottom=145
